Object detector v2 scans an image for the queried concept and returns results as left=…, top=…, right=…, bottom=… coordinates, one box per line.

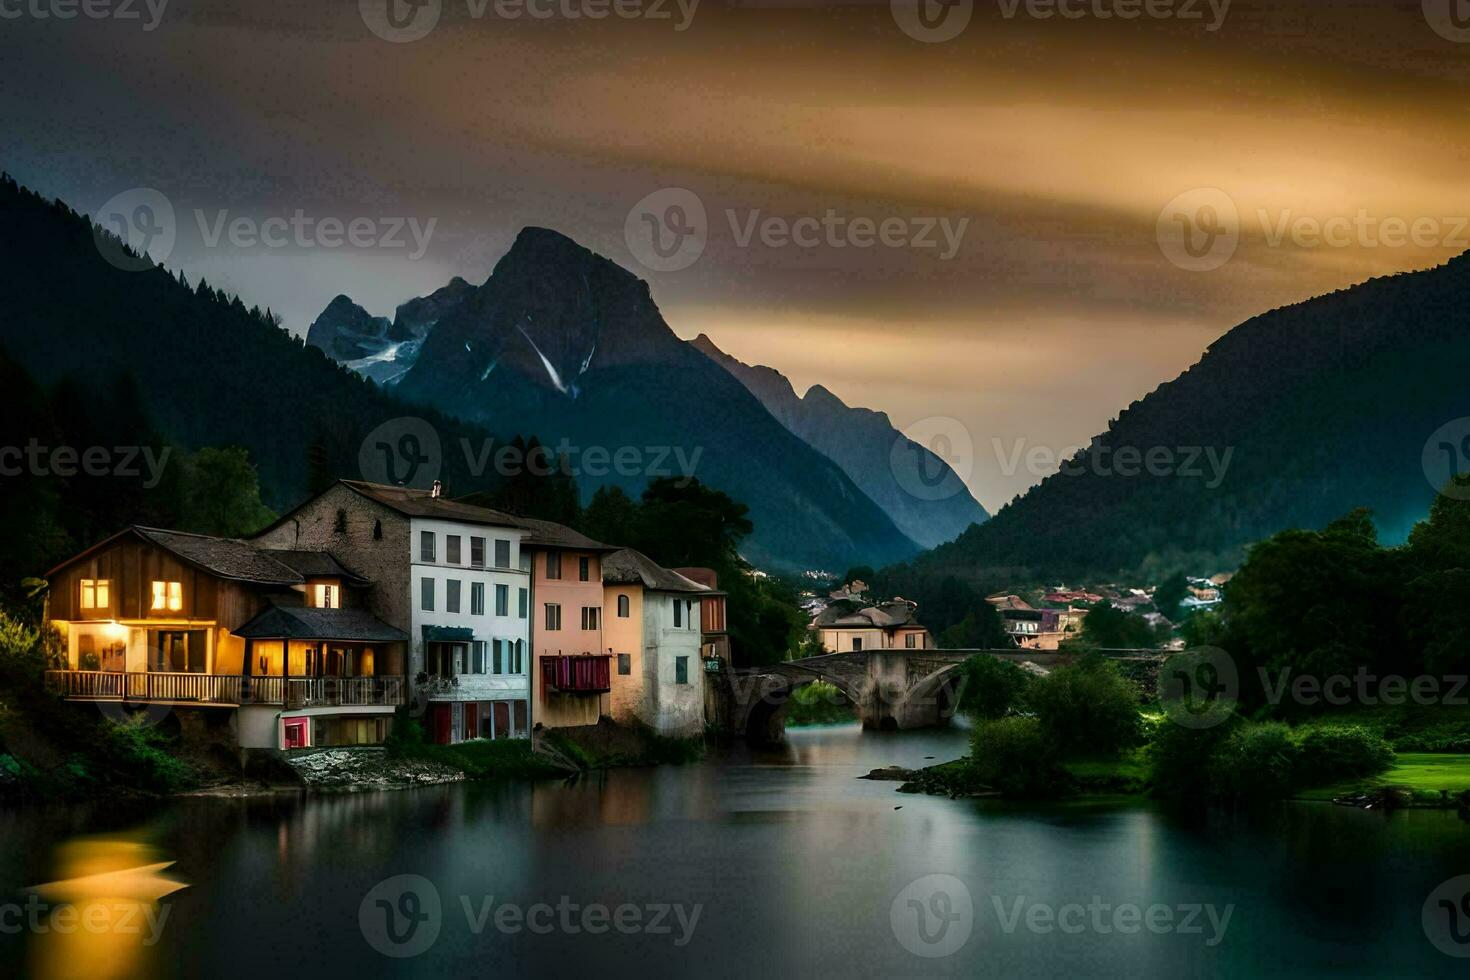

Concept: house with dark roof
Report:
left=44, top=525, right=407, bottom=752
left=253, top=479, right=536, bottom=744
left=601, top=549, right=717, bottom=737
left=813, top=598, right=931, bottom=653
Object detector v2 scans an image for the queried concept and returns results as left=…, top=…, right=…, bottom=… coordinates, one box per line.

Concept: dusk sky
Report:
left=4, top=0, right=1468, bottom=511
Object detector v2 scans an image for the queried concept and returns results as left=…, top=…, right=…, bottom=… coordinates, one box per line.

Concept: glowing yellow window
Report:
left=80, top=578, right=110, bottom=609
left=314, top=584, right=340, bottom=609
left=151, top=581, right=182, bottom=612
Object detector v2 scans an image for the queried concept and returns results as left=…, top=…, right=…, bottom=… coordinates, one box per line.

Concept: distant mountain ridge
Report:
left=306, top=277, right=472, bottom=386
left=381, top=227, right=922, bottom=572
left=901, top=249, right=1470, bottom=584
left=690, top=334, right=988, bottom=548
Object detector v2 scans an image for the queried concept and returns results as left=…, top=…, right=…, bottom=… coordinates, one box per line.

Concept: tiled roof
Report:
left=813, top=599, right=921, bottom=630
left=338, top=480, right=525, bottom=529
left=133, top=527, right=303, bottom=585
left=603, top=549, right=710, bottom=593
left=263, top=549, right=371, bottom=585
left=515, top=516, right=615, bottom=552
left=234, top=605, right=408, bottom=642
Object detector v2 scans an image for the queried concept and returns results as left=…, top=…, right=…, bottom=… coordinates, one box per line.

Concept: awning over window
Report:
left=421, top=625, right=475, bottom=643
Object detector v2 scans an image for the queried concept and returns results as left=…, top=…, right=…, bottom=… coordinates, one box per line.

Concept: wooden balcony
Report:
left=45, top=671, right=405, bottom=708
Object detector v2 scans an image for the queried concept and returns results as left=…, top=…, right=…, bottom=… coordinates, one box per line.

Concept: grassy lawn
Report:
left=1062, top=751, right=1150, bottom=794
left=1296, top=753, right=1470, bottom=803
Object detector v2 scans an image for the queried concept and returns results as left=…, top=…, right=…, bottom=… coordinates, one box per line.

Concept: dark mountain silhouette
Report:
left=898, top=250, right=1470, bottom=585
left=0, top=175, right=511, bottom=513
left=306, top=277, right=473, bottom=386
left=690, top=334, right=988, bottom=548
left=390, top=227, right=922, bottom=572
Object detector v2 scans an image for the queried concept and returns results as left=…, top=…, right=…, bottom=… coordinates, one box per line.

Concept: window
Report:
left=421, top=577, right=435, bottom=611
left=673, top=599, right=682, bottom=628
left=495, top=539, right=510, bottom=569
left=151, top=580, right=182, bottom=612
left=495, top=584, right=509, bottom=617
left=675, top=656, right=689, bottom=684
left=446, top=579, right=461, bottom=614
left=472, top=641, right=487, bottom=674
left=905, top=633, right=917, bottom=649
left=518, top=588, right=528, bottom=619
left=581, top=606, right=600, bottom=631
left=314, top=583, right=340, bottom=609
left=686, top=600, right=695, bottom=629
left=617, top=594, right=630, bottom=618
left=470, top=582, right=485, bottom=616
left=420, top=531, right=436, bottom=562
left=80, top=578, right=110, bottom=610
left=578, top=556, right=590, bottom=581
left=447, top=535, right=462, bottom=565
left=852, top=637, right=863, bottom=651
left=545, top=604, right=561, bottom=631
left=546, top=552, right=562, bottom=580
left=514, top=640, right=525, bottom=674
left=492, top=639, right=504, bottom=674
left=618, top=653, right=631, bottom=675
left=471, top=537, right=485, bottom=567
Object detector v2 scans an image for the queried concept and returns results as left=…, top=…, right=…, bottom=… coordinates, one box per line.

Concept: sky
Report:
left=3, top=0, right=1469, bottom=512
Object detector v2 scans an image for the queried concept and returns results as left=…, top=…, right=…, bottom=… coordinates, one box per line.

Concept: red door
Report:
left=464, top=702, right=480, bottom=741
left=492, top=701, right=511, bottom=739
left=431, top=703, right=452, bottom=745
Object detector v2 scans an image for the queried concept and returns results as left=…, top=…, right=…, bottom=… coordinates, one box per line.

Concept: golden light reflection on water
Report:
left=25, top=833, right=187, bottom=980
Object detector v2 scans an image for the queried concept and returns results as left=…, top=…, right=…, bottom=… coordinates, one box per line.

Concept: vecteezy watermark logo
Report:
left=359, top=417, right=443, bottom=490
left=727, top=209, right=969, bottom=260
left=1157, top=188, right=1239, bottom=273
left=989, top=895, right=1234, bottom=945
left=193, top=209, right=437, bottom=259
left=92, top=188, right=177, bottom=272
left=0, top=441, right=172, bottom=486
left=1158, top=646, right=1238, bottom=729
left=891, top=0, right=972, bottom=43
left=890, top=874, right=974, bottom=958
left=360, top=0, right=441, bottom=42
left=1424, top=875, right=1470, bottom=958
left=0, top=0, right=169, bottom=29
left=360, top=875, right=443, bottom=958
left=996, top=0, right=1230, bottom=30
left=1424, top=0, right=1470, bottom=43
left=1422, top=418, right=1470, bottom=501
left=992, top=437, right=1233, bottom=488
left=0, top=895, right=172, bottom=946
left=891, top=417, right=974, bottom=503
left=624, top=188, right=707, bottom=273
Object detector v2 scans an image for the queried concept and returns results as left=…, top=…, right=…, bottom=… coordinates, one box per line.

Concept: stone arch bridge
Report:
left=723, top=649, right=1166, bottom=743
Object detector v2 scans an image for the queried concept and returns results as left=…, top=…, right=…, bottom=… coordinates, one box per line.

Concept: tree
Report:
left=1025, top=655, right=1142, bottom=757
left=1153, top=571, right=1189, bottom=621
left=953, top=654, right=1031, bottom=720
left=1068, top=601, right=1158, bottom=649
left=938, top=601, right=1008, bottom=650
left=179, top=447, right=276, bottom=537
left=582, top=485, right=639, bottom=547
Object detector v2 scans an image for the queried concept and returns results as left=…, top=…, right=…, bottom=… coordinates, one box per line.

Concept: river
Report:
left=2, top=723, right=1468, bottom=978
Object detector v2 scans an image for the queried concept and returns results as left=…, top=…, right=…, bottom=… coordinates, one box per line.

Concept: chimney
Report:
left=430, top=480, right=442, bottom=499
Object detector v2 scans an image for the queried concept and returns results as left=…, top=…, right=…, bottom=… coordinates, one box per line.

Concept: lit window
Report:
left=151, top=581, right=182, bottom=612
left=80, top=578, right=110, bottom=610
left=314, top=584, right=340, bottom=609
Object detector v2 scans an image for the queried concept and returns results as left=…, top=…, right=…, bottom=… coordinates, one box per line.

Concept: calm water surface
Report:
left=2, top=723, right=1468, bottom=978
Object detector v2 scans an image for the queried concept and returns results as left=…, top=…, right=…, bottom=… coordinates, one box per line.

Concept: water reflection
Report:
left=26, top=833, right=186, bottom=980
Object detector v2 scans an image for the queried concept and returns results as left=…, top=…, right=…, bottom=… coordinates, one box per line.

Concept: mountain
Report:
left=306, top=277, right=473, bottom=386
left=690, top=335, right=989, bottom=549
left=900, top=251, right=1470, bottom=585
left=0, top=175, right=513, bottom=513
left=391, top=227, right=922, bottom=573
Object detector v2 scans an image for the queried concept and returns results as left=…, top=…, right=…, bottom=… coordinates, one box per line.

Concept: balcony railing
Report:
left=540, top=655, right=611, bottom=694
left=46, top=671, right=405, bottom=708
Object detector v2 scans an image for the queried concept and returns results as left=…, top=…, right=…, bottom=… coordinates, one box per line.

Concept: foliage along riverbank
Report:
left=903, top=653, right=1470, bottom=814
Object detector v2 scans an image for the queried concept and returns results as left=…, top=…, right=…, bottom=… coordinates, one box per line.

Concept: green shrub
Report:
left=1394, top=733, right=1470, bottom=753
left=1210, top=722, right=1300, bottom=803
left=785, top=681, right=854, bottom=726
left=954, top=655, right=1031, bottom=721
left=1294, top=725, right=1394, bottom=783
left=1027, top=655, right=1142, bottom=757
left=97, top=721, right=196, bottom=794
left=969, top=717, right=1069, bottom=798
left=1147, top=714, right=1238, bottom=802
